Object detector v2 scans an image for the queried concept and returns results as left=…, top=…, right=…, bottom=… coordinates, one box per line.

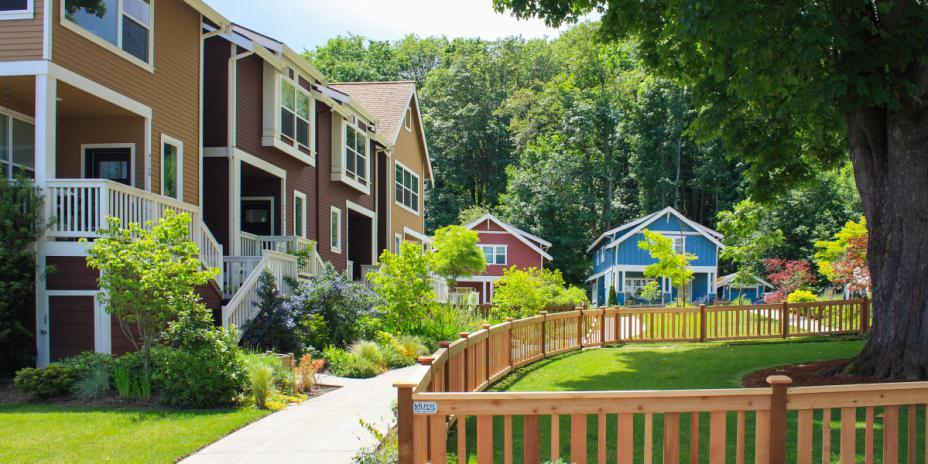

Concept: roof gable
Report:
left=465, top=213, right=553, bottom=261
left=597, top=206, right=725, bottom=253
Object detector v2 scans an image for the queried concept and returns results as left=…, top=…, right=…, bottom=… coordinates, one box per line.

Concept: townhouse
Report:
left=0, top=0, right=433, bottom=366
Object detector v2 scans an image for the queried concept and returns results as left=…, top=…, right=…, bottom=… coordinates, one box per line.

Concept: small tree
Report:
left=814, top=217, right=870, bottom=295
left=639, top=280, right=661, bottom=304
left=606, top=286, right=617, bottom=306
left=638, top=229, right=696, bottom=306
left=0, top=178, right=47, bottom=374
left=430, top=225, right=486, bottom=286
left=84, top=211, right=216, bottom=375
left=492, top=267, right=588, bottom=319
left=368, top=242, right=435, bottom=334
left=240, top=271, right=302, bottom=354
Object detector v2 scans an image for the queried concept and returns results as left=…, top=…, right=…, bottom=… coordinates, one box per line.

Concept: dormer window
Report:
left=344, top=124, right=367, bottom=185
left=280, top=78, right=311, bottom=149
left=63, top=0, right=152, bottom=66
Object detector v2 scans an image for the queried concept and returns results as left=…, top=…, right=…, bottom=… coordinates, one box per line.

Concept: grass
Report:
left=445, top=337, right=910, bottom=463
left=0, top=403, right=269, bottom=463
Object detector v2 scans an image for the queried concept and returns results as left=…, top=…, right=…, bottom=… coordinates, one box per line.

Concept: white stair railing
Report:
left=221, top=250, right=299, bottom=338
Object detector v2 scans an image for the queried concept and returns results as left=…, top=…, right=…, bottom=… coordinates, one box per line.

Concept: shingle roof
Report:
left=327, top=81, right=416, bottom=144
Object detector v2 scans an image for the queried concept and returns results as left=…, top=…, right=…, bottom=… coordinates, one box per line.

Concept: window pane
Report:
left=0, top=115, right=8, bottom=163
left=356, top=154, right=365, bottom=178
left=296, top=92, right=310, bottom=120
left=122, top=0, right=149, bottom=25
left=281, top=81, right=295, bottom=110
left=412, top=176, right=419, bottom=194
left=11, top=118, right=34, bottom=169
left=483, top=248, right=492, bottom=263
left=66, top=0, right=118, bottom=46
left=121, top=16, right=149, bottom=62
left=330, top=211, right=339, bottom=247
left=0, top=0, right=28, bottom=11
left=281, top=108, right=295, bottom=139
left=162, top=143, right=177, bottom=198
left=346, top=126, right=356, bottom=148
left=296, top=120, right=309, bottom=147
left=346, top=148, right=355, bottom=172
left=411, top=193, right=419, bottom=211
left=355, top=133, right=366, bottom=155
left=294, top=197, right=303, bottom=236
left=404, top=189, right=411, bottom=207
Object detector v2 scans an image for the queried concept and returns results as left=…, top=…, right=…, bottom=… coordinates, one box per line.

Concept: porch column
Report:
left=34, top=74, right=57, bottom=367
left=229, top=155, right=241, bottom=255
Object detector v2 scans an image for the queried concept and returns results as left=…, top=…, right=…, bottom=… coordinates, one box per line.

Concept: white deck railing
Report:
left=221, top=249, right=298, bottom=336
left=239, top=232, right=324, bottom=277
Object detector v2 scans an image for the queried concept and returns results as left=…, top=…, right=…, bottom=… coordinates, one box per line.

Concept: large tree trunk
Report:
left=845, top=82, right=928, bottom=379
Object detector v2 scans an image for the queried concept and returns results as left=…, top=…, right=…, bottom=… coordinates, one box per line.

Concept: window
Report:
left=0, top=0, right=32, bottom=19
left=64, top=0, right=152, bottom=64
left=394, top=162, right=420, bottom=213
left=480, top=245, right=507, bottom=265
left=330, top=207, right=342, bottom=253
left=625, top=278, right=657, bottom=297
left=280, top=77, right=311, bottom=149
left=671, top=236, right=685, bottom=254
left=404, top=107, right=411, bottom=131
left=0, top=112, right=35, bottom=179
left=160, top=135, right=182, bottom=200
left=344, top=124, right=367, bottom=185
left=293, top=191, right=306, bottom=238
left=394, top=234, right=402, bottom=253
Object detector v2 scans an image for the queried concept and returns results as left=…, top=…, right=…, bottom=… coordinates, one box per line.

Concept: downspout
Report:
left=227, top=44, right=254, bottom=256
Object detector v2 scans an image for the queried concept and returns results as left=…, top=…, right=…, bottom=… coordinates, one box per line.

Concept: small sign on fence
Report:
left=412, top=401, right=437, bottom=415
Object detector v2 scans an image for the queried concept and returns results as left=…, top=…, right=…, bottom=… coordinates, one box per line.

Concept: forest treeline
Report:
left=304, top=24, right=861, bottom=285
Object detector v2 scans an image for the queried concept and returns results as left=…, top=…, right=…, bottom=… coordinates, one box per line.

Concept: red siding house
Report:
left=457, top=214, right=553, bottom=303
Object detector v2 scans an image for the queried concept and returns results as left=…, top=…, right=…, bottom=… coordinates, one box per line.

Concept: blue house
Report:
left=716, top=273, right=773, bottom=303
left=587, top=207, right=724, bottom=307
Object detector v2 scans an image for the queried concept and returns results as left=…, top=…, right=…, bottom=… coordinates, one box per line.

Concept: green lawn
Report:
left=447, top=337, right=916, bottom=463
left=0, top=403, right=268, bottom=463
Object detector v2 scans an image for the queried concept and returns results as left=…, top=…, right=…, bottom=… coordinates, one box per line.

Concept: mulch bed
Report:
left=306, top=385, right=339, bottom=399
left=742, top=359, right=913, bottom=387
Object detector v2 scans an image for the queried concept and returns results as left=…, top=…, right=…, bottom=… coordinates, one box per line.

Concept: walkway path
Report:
left=182, top=365, right=417, bottom=464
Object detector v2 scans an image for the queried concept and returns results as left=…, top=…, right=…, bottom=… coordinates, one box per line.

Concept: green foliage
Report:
left=492, top=267, right=588, bottom=320
left=639, top=280, right=661, bottom=303
left=247, top=363, right=273, bottom=410
left=0, top=177, right=46, bottom=373
left=324, top=344, right=380, bottom=379
left=153, top=307, right=247, bottom=407
left=368, top=242, right=434, bottom=335
left=240, top=271, right=302, bottom=354
left=787, top=290, right=818, bottom=303
left=83, top=211, right=217, bottom=375
left=72, top=363, right=110, bottom=400
left=814, top=217, right=869, bottom=284
left=607, top=286, right=617, bottom=306
left=14, top=364, right=79, bottom=399
left=110, top=352, right=150, bottom=401
left=717, top=199, right=786, bottom=281
left=291, top=263, right=379, bottom=350
left=457, top=205, right=490, bottom=226
left=412, top=304, right=482, bottom=347
left=638, top=230, right=696, bottom=304
left=429, top=225, right=486, bottom=285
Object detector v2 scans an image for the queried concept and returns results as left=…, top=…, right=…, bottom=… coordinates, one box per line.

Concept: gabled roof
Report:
left=328, top=81, right=434, bottom=183
left=589, top=206, right=725, bottom=254
left=717, top=273, right=774, bottom=289
left=465, top=213, right=553, bottom=261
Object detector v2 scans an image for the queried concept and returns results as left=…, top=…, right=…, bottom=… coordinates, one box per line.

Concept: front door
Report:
left=242, top=198, right=273, bottom=236
left=84, top=147, right=132, bottom=185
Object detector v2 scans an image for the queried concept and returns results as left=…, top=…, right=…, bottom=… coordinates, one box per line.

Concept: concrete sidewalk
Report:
left=182, top=365, right=417, bottom=464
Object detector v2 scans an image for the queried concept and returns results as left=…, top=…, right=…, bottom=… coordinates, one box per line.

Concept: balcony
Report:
left=45, top=179, right=223, bottom=278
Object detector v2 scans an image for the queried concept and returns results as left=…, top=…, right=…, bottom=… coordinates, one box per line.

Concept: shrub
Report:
left=245, top=352, right=296, bottom=395
left=240, top=271, right=302, bottom=354
left=296, top=354, right=323, bottom=392
left=429, top=225, right=486, bottom=286
left=413, top=304, right=481, bottom=347
left=152, top=308, right=247, bottom=407
left=367, top=243, right=434, bottom=334
left=350, top=341, right=384, bottom=367
left=72, top=363, right=110, bottom=400
left=14, top=364, right=79, bottom=399
left=59, top=352, right=112, bottom=378
left=248, top=363, right=273, bottom=409
left=379, top=334, right=427, bottom=368
left=787, top=289, right=818, bottom=303
left=492, top=267, right=588, bottom=320
left=324, top=345, right=379, bottom=378
left=0, top=177, right=46, bottom=375
left=110, top=352, right=149, bottom=401
left=291, top=263, right=379, bottom=350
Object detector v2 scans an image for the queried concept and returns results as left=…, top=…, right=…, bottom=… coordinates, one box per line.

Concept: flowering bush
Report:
left=291, top=263, right=380, bottom=350
left=240, top=271, right=302, bottom=354
left=762, top=258, right=817, bottom=304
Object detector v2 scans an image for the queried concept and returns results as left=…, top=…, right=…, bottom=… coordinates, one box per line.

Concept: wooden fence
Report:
left=392, top=298, right=914, bottom=464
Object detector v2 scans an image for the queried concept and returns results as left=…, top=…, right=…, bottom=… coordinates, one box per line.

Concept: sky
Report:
left=206, top=0, right=575, bottom=51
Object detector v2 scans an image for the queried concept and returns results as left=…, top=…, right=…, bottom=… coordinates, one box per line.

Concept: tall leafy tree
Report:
left=496, top=0, right=928, bottom=378
left=303, top=34, right=401, bottom=82
left=429, top=225, right=486, bottom=286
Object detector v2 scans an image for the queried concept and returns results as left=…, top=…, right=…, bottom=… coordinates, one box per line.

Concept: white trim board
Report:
left=160, top=133, right=184, bottom=201
left=602, top=206, right=726, bottom=252
left=465, top=213, right=553, bottom=261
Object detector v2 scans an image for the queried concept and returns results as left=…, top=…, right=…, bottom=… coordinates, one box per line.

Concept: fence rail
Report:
left=396, top=298, right=884, bottom=464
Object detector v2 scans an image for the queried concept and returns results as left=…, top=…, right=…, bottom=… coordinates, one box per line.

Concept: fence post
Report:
left=506, top=317, right=514, bottom=368
left=699, top=304, right=707, bottom=342
left=614, top=307, right=622, bottom=344
left=599, top=309, right=606, bottom=346
left=459, top=332, right=470, bottom=392
left=577, top=308, right=584, bottom=348
left=482, top=323, right=491, bottom=384
left=540, top=311, right=548, bottom=358
left=781, top=301, right=789, bottom=339
left=861, top=295, right=870, bottom=333
left=767, top=375, right=793, bottom=464
left=395, top=380, right=415, bottom=464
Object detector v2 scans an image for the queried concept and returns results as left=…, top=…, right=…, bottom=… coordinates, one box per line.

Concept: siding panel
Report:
left=0, top=0, right=44, bottom=61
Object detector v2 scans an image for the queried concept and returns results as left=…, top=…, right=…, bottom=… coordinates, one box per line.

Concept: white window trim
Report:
left=59, top=0, right=156, bottom=72
left=160, top=133, right=182, bottom=200
left=330, top=206, right=342, bottom=254
left=80, top=143, right=136, bottom=186
left=343, top=120, right=369, bottom=185
left=293, top=190, right=307, bottom=238
left=242, top=196, right=276, bottom=235
left=0, top=0, right=34, bottom=20
left=394, top=233, right=402, bottom=253
left=0, top=107, right=36, bottom=179
left=666, top=234, right=686, bottom=254
left=480, top=244, right=508, bottom=266
left=265, top=69, right=315, bottom=165
left=394, top=159, right=420, bottom=216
